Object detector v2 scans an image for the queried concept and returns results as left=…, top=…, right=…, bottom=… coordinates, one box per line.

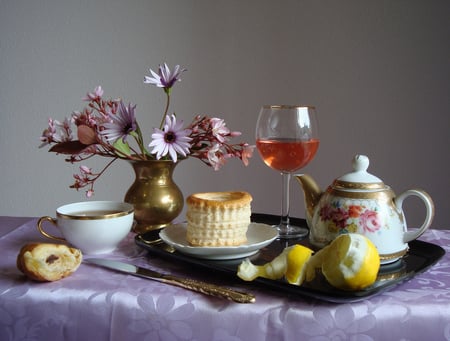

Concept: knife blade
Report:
left=85, top=258, right=255, bottom=304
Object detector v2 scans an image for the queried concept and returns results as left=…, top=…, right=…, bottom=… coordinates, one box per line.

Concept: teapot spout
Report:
left=295, top=174, right=323, bottom=227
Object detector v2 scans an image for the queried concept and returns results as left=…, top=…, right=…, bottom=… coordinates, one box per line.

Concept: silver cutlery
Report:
left=85, top=258, right=255, bottom=304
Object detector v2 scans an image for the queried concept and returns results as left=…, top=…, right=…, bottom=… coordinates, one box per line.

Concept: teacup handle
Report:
left=394, top=189, right=435, bottom=243
left=37, top=216, right=66, bottom=242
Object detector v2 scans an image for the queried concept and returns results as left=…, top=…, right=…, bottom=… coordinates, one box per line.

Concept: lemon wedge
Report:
left=306, top=233, right=380, bottom=291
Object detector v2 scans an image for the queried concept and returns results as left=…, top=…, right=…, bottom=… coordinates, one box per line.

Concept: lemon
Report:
left=306, top=233, right=380, bottom=291
left=285, top=244, right=314, bottom=285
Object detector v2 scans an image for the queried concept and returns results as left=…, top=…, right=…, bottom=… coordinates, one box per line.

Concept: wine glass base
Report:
left=275, top=225, right=309, bottom=239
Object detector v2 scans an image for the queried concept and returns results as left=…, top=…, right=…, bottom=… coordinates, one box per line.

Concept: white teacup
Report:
left=37, top=201, right=134, bottom=255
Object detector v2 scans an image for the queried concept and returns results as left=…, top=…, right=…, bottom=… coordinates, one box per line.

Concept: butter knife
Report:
left=85, top=258, right=255, bottom=304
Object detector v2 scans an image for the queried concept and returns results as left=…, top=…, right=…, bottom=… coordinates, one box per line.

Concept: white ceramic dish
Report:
left=159, top=223, right=278, bottom=260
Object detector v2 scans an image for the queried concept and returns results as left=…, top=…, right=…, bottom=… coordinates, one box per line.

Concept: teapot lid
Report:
left=333, top=155, right=385, bottom=190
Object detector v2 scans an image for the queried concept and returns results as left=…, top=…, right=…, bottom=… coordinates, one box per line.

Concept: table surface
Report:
left=1, top=216, right=449, bottom=341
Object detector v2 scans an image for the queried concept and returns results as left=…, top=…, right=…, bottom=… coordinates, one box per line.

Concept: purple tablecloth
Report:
left=1, top=217, right=449, bottom=341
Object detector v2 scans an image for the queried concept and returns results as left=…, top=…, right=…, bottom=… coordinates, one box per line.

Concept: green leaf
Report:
left=113, top=139, right=131, bottom=157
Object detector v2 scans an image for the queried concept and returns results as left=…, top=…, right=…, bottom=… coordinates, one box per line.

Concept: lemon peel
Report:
left=237, top=246, right=294, bottom=281
left=285, top=244, right=314, bottom=285
left=307, top=233, right=380, bottom=291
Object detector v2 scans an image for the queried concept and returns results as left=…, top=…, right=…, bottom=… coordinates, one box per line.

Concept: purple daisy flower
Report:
left=149, top=114, right=192, bottom=162
left=101, top=101, right=137, bottom=143
left=144, top=63, right=187, bottom=90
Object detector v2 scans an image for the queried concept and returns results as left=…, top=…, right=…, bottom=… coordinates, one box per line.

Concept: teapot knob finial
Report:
left=340, top=154, right=382, bottom=183
left=353, top=154, right=369, bottom=172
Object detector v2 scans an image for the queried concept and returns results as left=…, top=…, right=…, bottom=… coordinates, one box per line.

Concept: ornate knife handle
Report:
left=161, top=274, right=255, bottom=303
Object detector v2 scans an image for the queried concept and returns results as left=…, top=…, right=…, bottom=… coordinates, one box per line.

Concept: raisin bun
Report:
left=17, top=243, right=82, bottom=282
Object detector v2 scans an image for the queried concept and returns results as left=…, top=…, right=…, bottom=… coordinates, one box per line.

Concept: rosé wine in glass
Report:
left=256, top=138, right=319, bottom=173
left=256, top=105, right=319, bottom=239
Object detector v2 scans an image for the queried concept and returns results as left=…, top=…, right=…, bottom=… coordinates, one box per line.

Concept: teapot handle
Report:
left=394, top=189, right=435, bottom=243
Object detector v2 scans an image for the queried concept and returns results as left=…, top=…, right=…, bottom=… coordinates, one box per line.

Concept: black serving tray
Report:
left=135, top=213, right=445, bottom=303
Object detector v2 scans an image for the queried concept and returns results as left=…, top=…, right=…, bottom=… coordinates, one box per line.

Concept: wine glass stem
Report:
left=280, top=172, right=291, bottom=233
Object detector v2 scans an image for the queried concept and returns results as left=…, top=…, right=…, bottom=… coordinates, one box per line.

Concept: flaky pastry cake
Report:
left=186, top=191, right=252, bottom=246
left=17, top=243, right=82, bottom=282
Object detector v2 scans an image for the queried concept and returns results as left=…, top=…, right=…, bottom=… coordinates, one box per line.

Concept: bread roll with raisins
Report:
left=17, top=243, right=82, bottom=282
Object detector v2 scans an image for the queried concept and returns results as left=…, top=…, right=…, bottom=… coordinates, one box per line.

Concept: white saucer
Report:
left=159, top=223, right=278, bottom=260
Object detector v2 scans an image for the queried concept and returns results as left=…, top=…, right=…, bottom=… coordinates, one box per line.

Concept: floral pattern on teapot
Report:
left=320, top=201, right=382, bottom=234
left=311, top=194, right=408, bottom=255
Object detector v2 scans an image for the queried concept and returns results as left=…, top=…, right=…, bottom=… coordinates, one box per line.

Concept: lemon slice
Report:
left=306, top=233, right=380, bottom=291
left=285, top=244, right=314, bottom=285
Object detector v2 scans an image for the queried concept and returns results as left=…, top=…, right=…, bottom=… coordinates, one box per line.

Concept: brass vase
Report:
left=124, top=159, right=184, bottom=234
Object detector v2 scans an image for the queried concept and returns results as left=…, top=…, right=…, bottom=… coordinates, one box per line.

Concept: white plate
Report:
left=159, top=223, right=278, bottom=260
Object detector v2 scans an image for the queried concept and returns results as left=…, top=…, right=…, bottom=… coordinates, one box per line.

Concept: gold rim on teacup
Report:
left=56, top=208, right=134, bottom=220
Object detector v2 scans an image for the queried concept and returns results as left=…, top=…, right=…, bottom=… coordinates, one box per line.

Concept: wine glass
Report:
left=256, top=105, right=319, bottom=239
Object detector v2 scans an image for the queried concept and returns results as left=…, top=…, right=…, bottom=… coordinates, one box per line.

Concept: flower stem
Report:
left=133, top=124, right=150, bottom=157
left=159, top=90, right=171, bottom=129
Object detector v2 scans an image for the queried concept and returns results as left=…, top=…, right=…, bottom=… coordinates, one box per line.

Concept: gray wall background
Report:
left=1, top=0, right=449, bottom=229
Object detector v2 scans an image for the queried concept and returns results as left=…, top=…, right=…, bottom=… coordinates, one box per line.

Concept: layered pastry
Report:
left=17, top=243, right=82, bottom=282
left=186, top=191, right=252, bottom=246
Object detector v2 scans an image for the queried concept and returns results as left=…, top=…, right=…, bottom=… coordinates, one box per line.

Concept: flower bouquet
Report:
left=40, top=63, right=254, bottom=197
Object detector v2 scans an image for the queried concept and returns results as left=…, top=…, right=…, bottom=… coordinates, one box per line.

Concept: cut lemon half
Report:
left=285, top=244, right=314, bottom=285
left=306, top=233, right=380, bottom=291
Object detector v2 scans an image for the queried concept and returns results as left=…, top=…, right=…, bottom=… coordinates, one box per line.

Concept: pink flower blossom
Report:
left=210, top=118, right=230, bottom=143
left=207, top=144, right=226, bottom=170
left=71, top=166, right=93, bottom=192
left=39, top=118, right=72, bottom=147
left=360, top=209, right=381, bottom=233
left=80, top=165, right=92, bottom=174
left=82, top=85, right=104, bottom=101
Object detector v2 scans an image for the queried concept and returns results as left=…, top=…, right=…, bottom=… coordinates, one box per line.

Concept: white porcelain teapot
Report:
left=296, top=155, right=435, bottom=264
